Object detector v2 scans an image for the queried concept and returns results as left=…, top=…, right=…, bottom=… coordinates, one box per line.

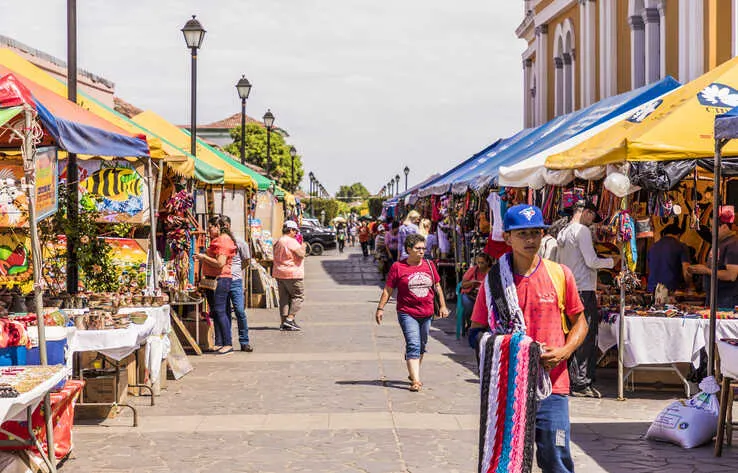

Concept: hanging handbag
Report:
left=198, top=277, right=217, bottom=291
left=426, top=259, right=441, bottom=317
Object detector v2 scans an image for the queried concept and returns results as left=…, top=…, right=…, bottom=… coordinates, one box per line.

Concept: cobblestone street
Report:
left=63, top=247, right=738, bottom=472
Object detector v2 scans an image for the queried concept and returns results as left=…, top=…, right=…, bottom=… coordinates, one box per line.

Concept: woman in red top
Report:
left=195, top=216, right=237, bottom=355
left=459, top=253, right=492, bottom=335
left=375, top=234, right=450, bottom=391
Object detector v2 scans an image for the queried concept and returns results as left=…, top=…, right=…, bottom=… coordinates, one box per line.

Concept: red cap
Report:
left=720, top=206, right=735, bottom=225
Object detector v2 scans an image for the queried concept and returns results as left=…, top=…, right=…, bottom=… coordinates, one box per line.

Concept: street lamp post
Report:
left=182, top=15, right=206, bottom=157
left=235, top=75, right=252, bottom=165
left=263, top=109, right=275, bottom=177
left=390, top=177, right=395, bottom=196
left=289, top=146, right=297, bottom=192
left=67, top=0, right=79, bottom=296
left=309, top=171, right=315, bottom=215
left=404, top=166, right=409, bottom=191
left=395, top=174, right=400, bottom=195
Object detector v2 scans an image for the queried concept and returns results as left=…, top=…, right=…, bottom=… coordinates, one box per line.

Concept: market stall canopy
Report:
left=497, top=76, right=680, bottom=188
left=0, top=73, right=149, bottom=157
left=132, top=111, right=256, bottom=189
left=417, top=136, right=529, bottom=197
left=0, top=48, right=225, bottom=182
left=183, top=134, right=274, bottom=191
left=547, top=55, right=738, bottom=170
left=393, top=173, right=441, bottom=205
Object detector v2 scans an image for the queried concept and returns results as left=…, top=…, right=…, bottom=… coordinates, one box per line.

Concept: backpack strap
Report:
left=541, top=258, right=570, bottom=335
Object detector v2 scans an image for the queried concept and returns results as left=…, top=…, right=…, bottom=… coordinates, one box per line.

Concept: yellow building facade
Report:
left=518, top=0, right=735, bottom=127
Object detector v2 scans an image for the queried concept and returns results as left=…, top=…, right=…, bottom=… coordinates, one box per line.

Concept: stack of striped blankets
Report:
left=477, top=331, right=541, bottom=473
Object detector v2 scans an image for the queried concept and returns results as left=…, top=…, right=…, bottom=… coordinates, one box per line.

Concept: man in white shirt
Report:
left=557, top=200, right=618, bottom=397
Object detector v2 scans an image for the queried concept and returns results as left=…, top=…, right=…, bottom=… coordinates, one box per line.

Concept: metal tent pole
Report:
left=617, top=195, right=628, bottom=401
left=709, top=139, right=727, bottom=376
left=146, top=157, right=159, bottom=290
left=22, top=108, right=56, bottom=472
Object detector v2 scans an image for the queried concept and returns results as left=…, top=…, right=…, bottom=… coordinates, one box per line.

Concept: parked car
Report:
left=300, top=225, right=336, bottom=256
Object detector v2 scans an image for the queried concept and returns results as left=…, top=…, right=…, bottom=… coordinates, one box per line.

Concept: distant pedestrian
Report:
left=368, top=220, right=377, bottom=253
left=385, top=221, right=400, bottom=262
left=376, top=233, right=449, bottom=392
left=359, top=223, right=371, bottom=257
left=194, top=216, right=237, bottom=355
left=374, top=224, right=390, bottom=280
left=273, top=220, right=307, bottom=331
left=337, top=223, right=347, bottom=253
left=397, top=210, right=421, bottom=260
left=220, top=215, right=253, bottom=352
left=349, top=224, right=357, bottom=246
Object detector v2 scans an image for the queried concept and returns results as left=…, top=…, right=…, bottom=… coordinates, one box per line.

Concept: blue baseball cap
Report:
left=503, top=204, right=548, bottom=232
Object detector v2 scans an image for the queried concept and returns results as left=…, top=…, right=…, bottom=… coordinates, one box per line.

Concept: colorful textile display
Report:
left=478, top=332, right=541, bottom=473
left=478, top=253, right=546, bottom=473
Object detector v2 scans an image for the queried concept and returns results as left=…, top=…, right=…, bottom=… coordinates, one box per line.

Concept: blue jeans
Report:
left=461, top=293, right=476, bottom=328
left=397, top=312, right=432, bottom=359
left=536, top=394, right=574, bottom=473
left=205, top=277, right=233, bottom=347
left=226, top=278, right=249, bottom=346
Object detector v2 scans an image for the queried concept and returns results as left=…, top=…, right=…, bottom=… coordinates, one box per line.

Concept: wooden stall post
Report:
left=21, top=108, right=56, bottom=472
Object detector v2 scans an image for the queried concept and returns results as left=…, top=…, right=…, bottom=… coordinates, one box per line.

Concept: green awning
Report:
left=0, top=106, right=23, bottom=129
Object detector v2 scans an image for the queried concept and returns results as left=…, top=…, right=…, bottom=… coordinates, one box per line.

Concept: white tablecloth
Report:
left=0, top=366, right=65, bottom=423
left=598, top=316, right=738, bottom=368
left=718, top=340, right=738, bottom=379
left=67, top=305, right=170, bottom=360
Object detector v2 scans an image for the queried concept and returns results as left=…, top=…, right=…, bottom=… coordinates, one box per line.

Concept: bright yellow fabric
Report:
left=0, top=48, right=170, bottom=161
left=547, top=55, right=738, bottom=170
left=541, top=258, right=569, bottom=335
left=131, top=111, right=256, bottom=189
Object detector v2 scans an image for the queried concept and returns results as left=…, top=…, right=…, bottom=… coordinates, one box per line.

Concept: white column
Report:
left=579, top=0, right=588, bottom=107
left=630, top=14, right=646, bottom=88
left=678, top=0, right=690, bottom=81
left=599, top=0, right=617, bottom=98
left=584, top=0, right=596, bottom=105
left=554, top=56, right=564, bottom=116
left=689, top=0, right=704, bottom=80
left=563, top=52, right=573, bottom=113
left=644, top=8, right=661, bottom=84
left=523, top=59, right=532, bottom=127
left=536, top=25, right=549, bottom=124
left=658, top=1, right=666, bottom=78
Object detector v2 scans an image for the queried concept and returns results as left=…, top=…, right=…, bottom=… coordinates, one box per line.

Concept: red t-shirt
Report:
left=203, top=235, right=237, bottom=278
left=461, top=265, right=486, bottom=295
left=471, top=258, right=584, bottom=395
left=386, top=259, right=440, bottom=318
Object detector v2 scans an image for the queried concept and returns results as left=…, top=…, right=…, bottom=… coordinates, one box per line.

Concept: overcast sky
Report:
left=2, top=1, right=525, bottom=194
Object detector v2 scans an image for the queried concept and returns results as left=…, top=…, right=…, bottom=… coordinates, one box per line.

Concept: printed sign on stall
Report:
left=0, top=232, right=32, bottom=287
left=59, top=159, right=150, bottom=224
left=34, top=146, right=58, bottom=221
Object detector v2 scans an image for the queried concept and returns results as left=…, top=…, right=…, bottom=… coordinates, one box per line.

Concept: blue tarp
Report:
left=420, top=76, right=680, bottom=196
left=716, top=106, right=738, bottom=140
left=34, top=100, right=150, bottom=157
left=418, top=131, right=537, bottom=196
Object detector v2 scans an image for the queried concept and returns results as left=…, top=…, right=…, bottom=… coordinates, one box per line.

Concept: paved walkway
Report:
left=63, top=247, right=738, bottom=472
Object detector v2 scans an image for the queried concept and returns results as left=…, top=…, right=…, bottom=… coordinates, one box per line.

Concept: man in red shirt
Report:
left=469, top=204, right=587, bottom=473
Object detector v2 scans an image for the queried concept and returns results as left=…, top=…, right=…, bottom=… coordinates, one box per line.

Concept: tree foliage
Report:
left=367, top=197, right=385, bottom=218
left=336, top=182, right=370, bottom=201
left=225, top=123, right=304, bottom=192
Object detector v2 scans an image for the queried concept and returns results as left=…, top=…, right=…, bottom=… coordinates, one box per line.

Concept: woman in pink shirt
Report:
left=273, top=220, right=307, bottom=331
left=195, top=216, right=237, bottom=355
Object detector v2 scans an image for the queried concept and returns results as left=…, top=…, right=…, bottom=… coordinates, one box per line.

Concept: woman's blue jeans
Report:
left=397, top=312, right=432, bottom=359
left=226, top=278, right=250, bottom=346
left=535, top=394, right=574, bottom=473
left=205, top=277, right=233, bottom=347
